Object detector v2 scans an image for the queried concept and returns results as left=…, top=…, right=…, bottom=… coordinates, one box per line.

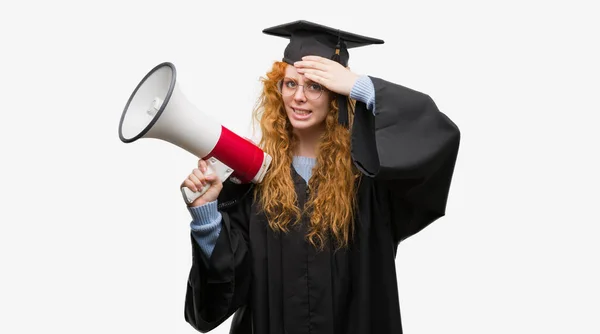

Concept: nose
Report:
left=293, top=85, right=307, bottom=103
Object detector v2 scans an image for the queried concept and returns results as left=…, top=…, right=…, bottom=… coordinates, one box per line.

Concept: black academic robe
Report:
left=184, top=77, right=461, bottom=334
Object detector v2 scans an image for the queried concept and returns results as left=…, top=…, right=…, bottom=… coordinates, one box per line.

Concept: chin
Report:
left=289, top=119, right=313, bottom=130
left=287, top=116, right=321, bottom=132
left=293, top=125, right=317, bottom=132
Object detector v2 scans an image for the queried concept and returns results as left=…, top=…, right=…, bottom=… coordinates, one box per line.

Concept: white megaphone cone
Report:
left=118, top=62, right=272, bottom=204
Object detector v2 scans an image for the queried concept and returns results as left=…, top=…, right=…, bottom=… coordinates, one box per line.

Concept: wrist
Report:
left=344, top=73, right=359, bottom=96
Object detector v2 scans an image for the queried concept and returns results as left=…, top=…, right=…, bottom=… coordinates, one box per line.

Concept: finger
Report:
left=183, top=179, right=198, bottom=193
left=198, top=159, right=207, bottom=172
left=294, top=60, right=328, bottom=71
left=295, top=66, right=326, bottom=77
left=302, top=72, right=331, bottom=86
left=205, top=174, right=220, bottom=183
left=192, top=168, right=206, bottom=180
left=298, top=68, right=330, bottom=79
left=189, top=172, right=205, bottom=189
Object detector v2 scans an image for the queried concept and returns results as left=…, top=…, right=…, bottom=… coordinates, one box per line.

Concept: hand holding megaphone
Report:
left=180, top=136, right=257, bottom=205
left=181, top=158, right=227, bottom=206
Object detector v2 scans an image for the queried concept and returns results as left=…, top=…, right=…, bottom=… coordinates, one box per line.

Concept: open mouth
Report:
left=293, top=108, right=311, bottom=115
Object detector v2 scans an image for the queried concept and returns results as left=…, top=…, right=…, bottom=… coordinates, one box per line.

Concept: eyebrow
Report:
left=283, top=76, right=318, bottom=85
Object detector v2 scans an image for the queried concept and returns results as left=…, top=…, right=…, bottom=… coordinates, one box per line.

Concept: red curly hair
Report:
left=251, top=61, right=360, bottom=250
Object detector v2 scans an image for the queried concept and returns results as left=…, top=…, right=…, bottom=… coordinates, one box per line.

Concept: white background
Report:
left=1, top=0, right=598, bottom=333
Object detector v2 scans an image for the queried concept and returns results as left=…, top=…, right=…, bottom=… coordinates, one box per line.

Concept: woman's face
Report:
left=280, top=65, right=330, bottom=133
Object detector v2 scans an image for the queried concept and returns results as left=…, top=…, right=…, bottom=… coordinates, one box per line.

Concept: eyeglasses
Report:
left=277, top=78, right=325, bottom=100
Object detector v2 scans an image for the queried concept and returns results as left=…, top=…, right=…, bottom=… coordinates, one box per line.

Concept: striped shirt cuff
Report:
left=350, top=75, right=376, bottom=114
left=188, top=200, right=222, bottom=259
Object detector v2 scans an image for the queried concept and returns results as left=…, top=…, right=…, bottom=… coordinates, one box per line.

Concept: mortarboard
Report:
left=262, top=20, right=384, bottom=127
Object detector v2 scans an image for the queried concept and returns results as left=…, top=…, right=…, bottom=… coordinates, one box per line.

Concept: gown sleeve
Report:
left=351, top=76, right=461, bottom=244
left=184, top=180, right=254, bottom=332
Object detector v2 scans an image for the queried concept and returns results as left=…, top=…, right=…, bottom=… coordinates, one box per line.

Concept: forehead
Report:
left=284, top=65, right=301, bottom=78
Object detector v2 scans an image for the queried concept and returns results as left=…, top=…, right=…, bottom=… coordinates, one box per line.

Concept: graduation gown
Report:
left=184, top=77, right=461, bottom=334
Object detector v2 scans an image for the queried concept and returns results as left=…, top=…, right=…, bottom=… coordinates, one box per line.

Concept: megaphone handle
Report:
left=181, top=158, right=234, bottom=205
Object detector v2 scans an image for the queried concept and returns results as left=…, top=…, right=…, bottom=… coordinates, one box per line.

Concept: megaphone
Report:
left=118, top=62, right=271, bottom=204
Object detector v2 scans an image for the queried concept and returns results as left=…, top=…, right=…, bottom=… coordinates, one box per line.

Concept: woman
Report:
left=181, top=20, right=461, bottom=334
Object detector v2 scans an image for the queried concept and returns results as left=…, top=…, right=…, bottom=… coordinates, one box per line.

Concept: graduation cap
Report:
left=262, top=20, right=384, bottom=127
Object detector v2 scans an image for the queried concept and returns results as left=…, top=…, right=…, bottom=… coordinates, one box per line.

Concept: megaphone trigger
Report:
left=180, top=157, right=234, bottom=204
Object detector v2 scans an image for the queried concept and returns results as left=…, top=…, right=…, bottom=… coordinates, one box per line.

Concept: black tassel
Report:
left=331, top=30, right=347, bottom=128
left=338, top=94, right=349, bottom=128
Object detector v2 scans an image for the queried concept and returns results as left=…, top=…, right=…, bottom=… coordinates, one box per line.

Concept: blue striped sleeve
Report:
left=350, top=75, right=376, bottom=115
left=188, top=200, right=222, bottom=260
